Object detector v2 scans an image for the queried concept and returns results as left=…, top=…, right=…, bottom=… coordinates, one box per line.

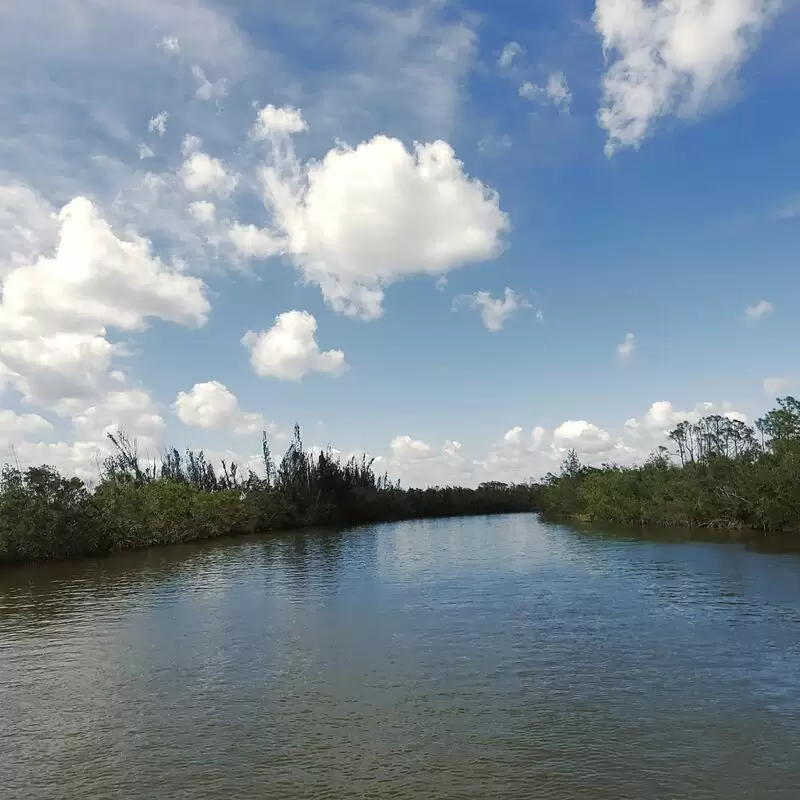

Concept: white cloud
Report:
left=745, top=299, right=773, bottom=320
left=595, top=0, right=778, bottom=155
left=181, top=152, right=237, bottom=196
left=159, top=36, right=181, bottom=55
left=498, top=41, right=523, bottom=68
left=0, top=196, right=209, bottom=337
left=313, top=0, right=478, bottom=141
left=191, top=65, right=228, bottom=102
left=228, top=223, right=281, bottom=258
left=519, top=72, right=572, bottom=113
left=251, top=105, right=308, bottom=140
left=546, top=71, right=572, bottom=113
left=378, top=434, right=478, bottom=487
left=503, top=426, right=523, bottom=446
left=189, top=200, right=216, bottom=224
left=73, top=387, right=166, bottom=443
left=0, top=409, right=53, bottom=445
left=138, top=143, right=154, bottom=160
left=242, top=310, right=348, bottom=381
left=0, top=386, right=167, bottom=482
left=477, top=134, right=513, bottom=154
left=252, top=109, right=509, bottom=319
left=390, top=435, right=432, bottom=461
left=147, top=111, right=168, bottom=137
left=0, top=194, right=209, bottom=409
left=0, top=334, right=118, bottom=407
left=625, top=400, right=747, bottom=437
left=457, top=287, right=530, bottom=332
left=552, top=419, right=615, bottom=455
left=174, top=381, right=263, bottom=434
left=181, top=134, right=203, bottom=156
left=0, top=183, right=58, bottom=267
left=617, top=332, right=636, bottom=362
left=375, top=398, right=754, bottom=486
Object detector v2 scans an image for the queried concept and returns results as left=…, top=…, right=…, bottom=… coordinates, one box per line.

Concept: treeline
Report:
left=0, top=425, right=536, bottom=565
left=535, top=397, right=800, bottom=533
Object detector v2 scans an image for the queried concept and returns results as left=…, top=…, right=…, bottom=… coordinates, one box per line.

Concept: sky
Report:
left=1, top=0, right=799, bottom=487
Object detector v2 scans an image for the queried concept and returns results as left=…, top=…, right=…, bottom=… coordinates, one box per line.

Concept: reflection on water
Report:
left=2, top=515, right=800, bottom=799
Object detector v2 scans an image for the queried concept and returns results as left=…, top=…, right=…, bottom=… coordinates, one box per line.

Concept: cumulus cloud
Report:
left=595, top=0, right=778, bottom=155
left=250, top=107, right=509, bottom=319
left=148, top=111, right=168, bottom=137
left=0, top=183, right=58, bottom=267
left=373, top=398, right=754, bottom=486
left=251, top=105, right=308, bottom=139
left=72, top=387, right=166, bottom=443
left=0, top=409, right=53, bottom=445
left=552, top=420, right=616, bottom=455
left=189, top=200, right=216, bottom=224
left=456, top=287, right=530, bottom=332
left=174, top=381, right=263, bottom=434
left=498, top=41, right=523, bottom=68
left=228, top=223, right=281, bottom=258
left=378, top=435, right=476, bottom=487
left=0, top=194, right=209, bottom=409
left=616, top=332, right=636, bottom=362
left=181, top=151, right=237, bottom=196
left=242, top=310, right=348, bottom=381
left=390, top=435, right=432, bottom=461
left=745, top=299, right=773, bottom=320
left=624, top=400, right=747, bottom=437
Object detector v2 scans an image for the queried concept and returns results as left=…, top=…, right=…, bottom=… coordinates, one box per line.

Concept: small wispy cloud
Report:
left=745, top=299, right=774, bottom=321
left=498, top=41, right=523, bottom=69
left=519, top=71, right=572, bottom=114
left=147, top=111, right=168, bottom=137
left=616, top=332, right=636, bottom=363
left=455, top=287, right=530, bottom=332
left=159, top=36, right=181, bottom=55
left=191, top=65, right=227, bottom=102
left=776, top=196, right=800, bottom=220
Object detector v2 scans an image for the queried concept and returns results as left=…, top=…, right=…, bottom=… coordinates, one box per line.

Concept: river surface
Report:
left=2, top=515, right=800, bottom=799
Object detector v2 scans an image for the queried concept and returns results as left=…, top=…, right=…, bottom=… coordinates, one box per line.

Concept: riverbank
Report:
left=0, top=426, right=536, bottom=565
left=534, top=397, right=800, bottom=534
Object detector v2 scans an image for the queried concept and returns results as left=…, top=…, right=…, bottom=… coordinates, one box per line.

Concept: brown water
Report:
left=2, top=514, right=800, bottom=799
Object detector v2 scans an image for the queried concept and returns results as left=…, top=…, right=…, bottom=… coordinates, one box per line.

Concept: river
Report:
left=2, top=514, right=799, bottom=799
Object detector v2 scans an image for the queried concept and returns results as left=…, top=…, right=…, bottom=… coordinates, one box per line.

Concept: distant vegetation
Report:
left=0, top=424, right=536, bottom=565
left=535, top=397, right=800, bottom=534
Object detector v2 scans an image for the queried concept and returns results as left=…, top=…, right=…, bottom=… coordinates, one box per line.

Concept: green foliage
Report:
left=0, top=425, right=537, bottom=565
left=536, top=397, right=800, bottom=534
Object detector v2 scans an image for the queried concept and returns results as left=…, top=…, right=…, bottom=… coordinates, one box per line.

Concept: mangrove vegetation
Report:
left=0, top=424, right=536, bottom=565
left=536, top=397, right=800, bottom=533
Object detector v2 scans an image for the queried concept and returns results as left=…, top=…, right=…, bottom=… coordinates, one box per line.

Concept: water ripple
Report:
left=1, top=516, right=800, bottom=799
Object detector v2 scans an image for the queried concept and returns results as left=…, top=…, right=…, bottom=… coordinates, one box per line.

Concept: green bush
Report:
left=0, top=426, right=538, bottom=565
left=536, top=397, right=800, bottom=534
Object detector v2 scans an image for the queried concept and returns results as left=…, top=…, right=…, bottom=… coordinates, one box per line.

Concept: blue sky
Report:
left=0, top=0, right=799, bottom=486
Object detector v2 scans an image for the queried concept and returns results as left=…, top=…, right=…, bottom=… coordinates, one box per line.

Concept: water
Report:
left=2, top=515, right=800, bottom=799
